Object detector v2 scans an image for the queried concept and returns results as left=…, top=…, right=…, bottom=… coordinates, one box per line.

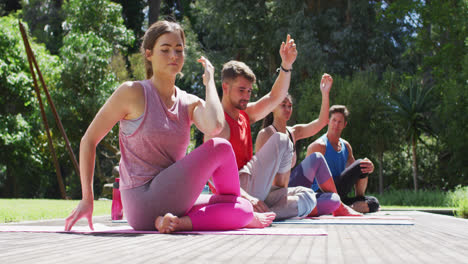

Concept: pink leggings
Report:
left=121, top=138, right=254, bottom=231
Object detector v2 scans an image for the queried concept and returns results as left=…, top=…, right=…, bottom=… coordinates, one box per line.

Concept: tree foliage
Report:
left=0, top=14, right=63, bottom=197
left=20, top=0, right=64, bottom=55
left=49, top=0, right=135, bottom=198
left=1, top=0, right=467, bottom=198
left=389, top=78, right=437, bottom=191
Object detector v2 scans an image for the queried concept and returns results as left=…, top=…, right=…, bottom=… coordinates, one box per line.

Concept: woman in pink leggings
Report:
left=65, top=20, right=275, bottom=233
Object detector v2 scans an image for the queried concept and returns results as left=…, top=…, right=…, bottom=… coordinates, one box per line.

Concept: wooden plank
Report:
left=1, top=211, right=467, bottom=264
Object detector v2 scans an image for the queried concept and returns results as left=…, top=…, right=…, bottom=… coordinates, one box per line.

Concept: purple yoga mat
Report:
left=0, top=224, right=327, bottom=236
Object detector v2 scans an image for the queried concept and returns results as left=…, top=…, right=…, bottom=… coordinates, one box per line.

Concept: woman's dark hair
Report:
left=261, top=94, right=293, bottom=128
left=262, top=112, right=274, bottom=129
left=141, top=20, right=186, bottom=79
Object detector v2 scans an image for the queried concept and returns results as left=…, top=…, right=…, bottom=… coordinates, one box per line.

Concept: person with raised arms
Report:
left=65, top=20, right=275, bottom=233
left=206, top=35, right=317, bottom=220
left=258, top=75, right=361, bottom=217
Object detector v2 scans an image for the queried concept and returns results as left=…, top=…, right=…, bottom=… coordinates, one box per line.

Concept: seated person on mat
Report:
left=257, top=74, right=361, bottom=217
left=205, top=35, right=317, bottom=220
left=65, top=20, right=275, bottom=234
left=302, top=105, right=380, bottom=213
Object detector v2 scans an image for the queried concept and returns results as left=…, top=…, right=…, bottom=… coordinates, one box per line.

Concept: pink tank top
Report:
left=118, top=79, right=191, bottom=190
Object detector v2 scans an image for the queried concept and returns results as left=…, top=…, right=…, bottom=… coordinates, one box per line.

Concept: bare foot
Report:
left=245, top=212, right=276, bottom=228
left=155, top=213, right=181, bottom=233
left=333, top=203, right=362, bottom=217
left=307, top=207, right=318, bottom=217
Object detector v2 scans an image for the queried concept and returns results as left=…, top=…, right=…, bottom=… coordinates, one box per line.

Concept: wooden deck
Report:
left=1, top=211, right=467, bottom=264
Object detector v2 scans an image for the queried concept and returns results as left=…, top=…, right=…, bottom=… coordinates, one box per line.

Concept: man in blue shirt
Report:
left=306, top=105, right=380, bottom=213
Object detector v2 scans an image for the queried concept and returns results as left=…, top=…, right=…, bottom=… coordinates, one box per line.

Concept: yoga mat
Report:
left=113, top=215, right=414, bottom=224
left=307, top=215, right=414, bottom=220
left=0, top=224, right=327, bottom=236
left=273, top=218, right=414, bottom=225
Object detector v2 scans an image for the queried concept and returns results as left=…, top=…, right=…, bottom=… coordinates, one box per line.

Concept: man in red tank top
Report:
left=205, top=36, right=317, bottom=220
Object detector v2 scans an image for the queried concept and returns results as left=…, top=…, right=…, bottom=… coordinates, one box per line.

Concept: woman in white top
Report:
left=255, top=74, right=360, bottom=216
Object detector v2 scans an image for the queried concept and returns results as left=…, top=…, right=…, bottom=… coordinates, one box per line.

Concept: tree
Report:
left=412, top=0, right=468, bottom=188
left=111, top=0, right=146, bottom=53
left=364, top=70, right=401, bottom=194
left=0, top=14, right=63, bottom=197
left=21, top=0, right=65, bottom=55
left=0, top=0, right=21, bottom=16
left=189, top=0, right=413, bottom=99
left=148, top=0, right=162, bottom=26
left=62, top=0, right=134, bottom=52
left=55, top=0, right=134, bottom=198
left=389, top=79, right=436, bottom=191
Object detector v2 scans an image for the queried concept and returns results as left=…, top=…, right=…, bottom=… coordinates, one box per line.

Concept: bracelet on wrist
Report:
left=276, top=65, right=292, bottom=73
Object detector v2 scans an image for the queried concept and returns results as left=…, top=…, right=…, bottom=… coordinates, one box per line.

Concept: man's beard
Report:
left=234, top=100, right=249, bottom=110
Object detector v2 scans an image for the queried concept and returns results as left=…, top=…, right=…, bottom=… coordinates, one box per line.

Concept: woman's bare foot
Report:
left=155, top=213, right=179, bottom=233
left=306, top=207, right=318, bottom=217
left=245, top=212, right=276, bottom=228
left=333, top=203, right=362, bottom=216
left=155, top=213, right=192, bottom=233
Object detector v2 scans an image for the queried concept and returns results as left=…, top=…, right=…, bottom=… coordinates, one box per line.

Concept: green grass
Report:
left=2, top=187, right=467, bottom=223
left=370, top=189, right=449, bottom=207
left=447, top=185, right=468, bottom=218
left=370, top=186, right=468, bottom=218
left=0, top=199, right=111, bottom=223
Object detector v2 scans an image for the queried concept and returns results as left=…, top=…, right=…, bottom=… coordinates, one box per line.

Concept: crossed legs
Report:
left=122, top=138, right=261, bottom=232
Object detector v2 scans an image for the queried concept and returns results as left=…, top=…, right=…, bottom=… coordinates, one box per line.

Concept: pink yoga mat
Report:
left=0, top=224, right=327, bottom=236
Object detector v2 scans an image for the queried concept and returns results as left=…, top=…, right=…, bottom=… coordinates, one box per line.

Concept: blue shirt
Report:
left=311, top=134, right=348, bottom=191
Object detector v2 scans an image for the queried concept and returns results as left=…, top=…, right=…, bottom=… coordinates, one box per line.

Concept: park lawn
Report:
left=0, top=199, right=111, bottom=223
left=2, top=188, right=467, bottom=223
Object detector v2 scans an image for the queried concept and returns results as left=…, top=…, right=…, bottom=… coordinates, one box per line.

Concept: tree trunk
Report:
left=411, top=136, right=418, bottom=191
left=346, top=0, right=351, bottom=24
left=378, top=150, right=383, bottom=195
left=95, top=153, right=104, bottom=183
left=4, top=0, right=22, bottom=14
left=5, top=164, right=17, bottom=197
left=148, top=0, right=162, bottom=27
left=176, top=0, right=183, bottom=16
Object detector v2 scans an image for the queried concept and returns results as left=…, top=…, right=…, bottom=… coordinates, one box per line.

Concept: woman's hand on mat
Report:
left=320, top=73, right=333, bottom=94
left=64, top=199, right=94, bottom=231
left=249, top=197, right=271, bottom=213
left=279, top=34, right=297, bottom=70
left=360, top=158, right=374, bottom=174
left=197, top=56, right=214, bottom=86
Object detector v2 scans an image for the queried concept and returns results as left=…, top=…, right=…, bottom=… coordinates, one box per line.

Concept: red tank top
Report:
left=225, top=111, right=252, bottom=169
